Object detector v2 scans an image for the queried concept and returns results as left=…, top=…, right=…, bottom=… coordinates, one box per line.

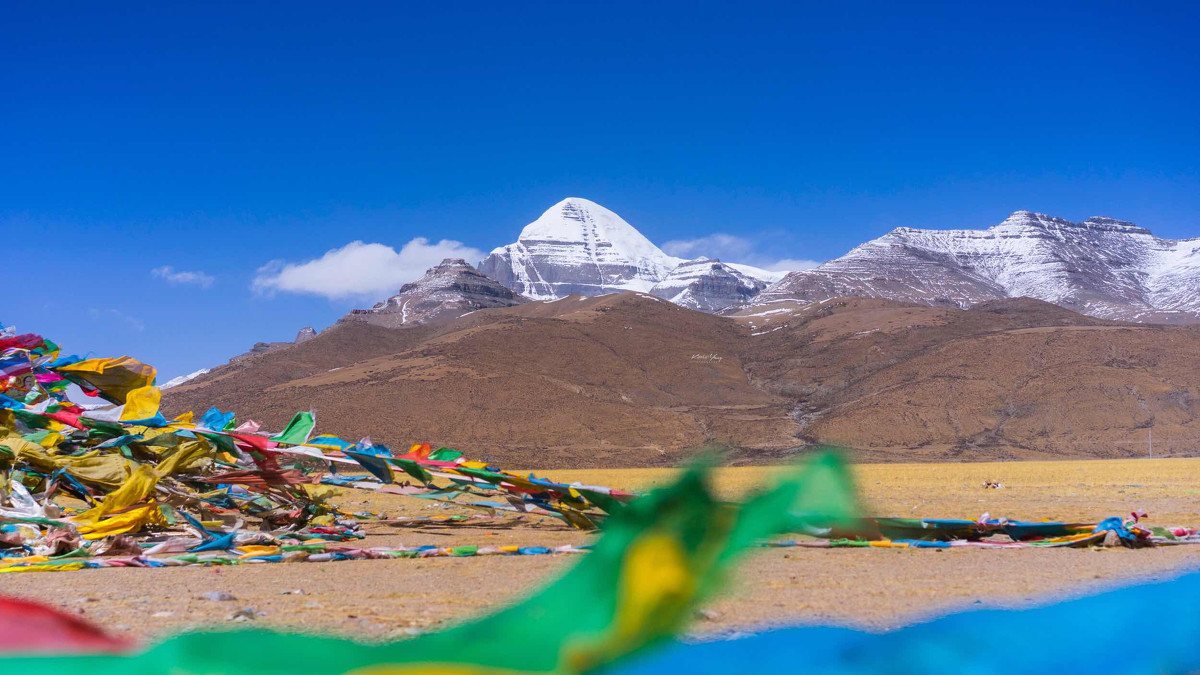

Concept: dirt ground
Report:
left=4, top=458, right=1200, bottom=642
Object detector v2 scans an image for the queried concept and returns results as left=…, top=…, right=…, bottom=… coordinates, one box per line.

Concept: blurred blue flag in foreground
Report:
left=614, top=569, right=1200, bottom=675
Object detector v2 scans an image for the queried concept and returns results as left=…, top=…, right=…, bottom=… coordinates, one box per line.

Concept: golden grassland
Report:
left=4, top=458, right=1200, bottom=640
left=543, top=457, right=1200, bottom=524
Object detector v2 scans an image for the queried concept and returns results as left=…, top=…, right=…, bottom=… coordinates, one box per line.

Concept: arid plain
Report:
left=6, top=458, right=1199, bottom=641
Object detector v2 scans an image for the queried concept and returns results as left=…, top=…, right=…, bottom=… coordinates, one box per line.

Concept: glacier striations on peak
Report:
left=477, top=197, right=682, bottom=300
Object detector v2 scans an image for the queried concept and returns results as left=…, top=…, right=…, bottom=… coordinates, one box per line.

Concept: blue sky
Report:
left=4, top=2, right=1198, bottom=378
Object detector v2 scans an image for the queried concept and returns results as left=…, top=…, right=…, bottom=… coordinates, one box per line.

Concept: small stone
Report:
left=199, top=591, right=237, bottom=602
left=695, top=609, right=721, bottom=622
left=280, top=588, right=305, bottom=595
left=227, top=608, right=258, bottom=621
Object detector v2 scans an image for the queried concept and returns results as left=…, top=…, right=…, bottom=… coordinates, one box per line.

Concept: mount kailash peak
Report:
left=477, top=198, right=782, bottom=307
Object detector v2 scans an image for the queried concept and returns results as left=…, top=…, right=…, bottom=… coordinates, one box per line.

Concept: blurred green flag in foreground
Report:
left=2, top=450, right=857, bottom=675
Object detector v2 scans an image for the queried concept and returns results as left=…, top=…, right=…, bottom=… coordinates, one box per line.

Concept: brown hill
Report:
left=165, top=294, right=1200, bottom=466
left=163, top=294, right=795, bottom=468
left=733, top=297, right=1200, bottom=461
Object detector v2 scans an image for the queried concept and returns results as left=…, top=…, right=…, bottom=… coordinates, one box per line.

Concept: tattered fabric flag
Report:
left=117, top=385, right=163, bottom=425
left=0, top=355, right=33, bottom=379
left=72, top=465, right=159, bottom=524
left=197, top=407, right=235, bottom=431
left=270, top=411, right=315, bottom=446
left=0, top=597, right=130, bottom=654
left=53, top=356, right=156, bottom=404
left=305, top=435, right=354, bottom=452
left=389, top=456, right=434, bottom=484
left=76, top=503, right=166, bottom=540
left=0, top=334, right=46, bottom=352
left=345, top=450, right=395, bottom=484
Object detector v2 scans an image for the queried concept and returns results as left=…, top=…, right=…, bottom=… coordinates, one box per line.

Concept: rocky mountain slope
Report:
left=754, top=210, right=1200, bottom=323
left=478, top=198, right=781, bottom=308
left=346, top=258, right=527, bottom=327
left=165, top=294, right=1200, bottom=466
left=228, top=327, right=321, bottom=365
left=649, top=258, right=771, bottom=312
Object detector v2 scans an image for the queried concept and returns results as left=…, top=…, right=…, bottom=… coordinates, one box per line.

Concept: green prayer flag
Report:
left=388, top=457, right=434, bottom=484
left=429, top=447, right=462, bottom=462
left=269, top=411, right=315, bottom=446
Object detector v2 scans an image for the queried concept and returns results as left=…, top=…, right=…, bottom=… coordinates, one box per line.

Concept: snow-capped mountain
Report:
left=649, top=258, right=775, bottom=312
left=346, top=258, right=527, bottom=327
left=478, top=198, right=682, bottom=299
left=477, top=197, right=783, bottom=308
left=753, top=210, right=1200, bottom=323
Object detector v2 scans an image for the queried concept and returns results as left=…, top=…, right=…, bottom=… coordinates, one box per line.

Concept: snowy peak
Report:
left=478, top=197, right=793, bottom=310
left=512, top=197, right=668, bottom=261
left=997, top=210, right=1076, bottom=231
left=650, top=258, right=771, bottom=312
left=997, top=210, right=1149, bottom=235
left=346, top=258, right=527, bottom=327
left=1081, top=216, right=1150, bottom=234
left=756, top=212, right=1200, bottom=323
left=479, top=198, right=681, bottom=300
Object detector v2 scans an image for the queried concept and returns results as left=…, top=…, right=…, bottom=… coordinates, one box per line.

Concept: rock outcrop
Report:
left=346, top=258, right=527, bottom=327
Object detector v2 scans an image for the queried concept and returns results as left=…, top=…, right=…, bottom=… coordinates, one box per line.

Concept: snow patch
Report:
left=161, top=368, right=211, bottom=389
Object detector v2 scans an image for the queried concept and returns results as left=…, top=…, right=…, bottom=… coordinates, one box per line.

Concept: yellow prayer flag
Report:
left=73, top=464, right=160, bottom=524
left=56, top=356, right=157, bottom=403
left=77, top=503, right=165, bottom=540
left=120, top=385, right=162, bottom=422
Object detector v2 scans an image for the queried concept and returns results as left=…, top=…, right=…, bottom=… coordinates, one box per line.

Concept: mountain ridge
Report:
left=649, top=258, right=771, bottom=311
left=754, top=210, right=1200, bottom=323
left=164, top=293, right=1200, bottom=466
left=346, top=258, right=527, bottom=327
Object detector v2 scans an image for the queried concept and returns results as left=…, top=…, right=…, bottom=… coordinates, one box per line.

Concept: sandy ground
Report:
left=4, top=458, right=1200, bottom=641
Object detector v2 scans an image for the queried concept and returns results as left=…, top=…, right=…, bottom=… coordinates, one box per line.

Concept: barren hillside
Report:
left=166, top=294, right=1200, bottom=466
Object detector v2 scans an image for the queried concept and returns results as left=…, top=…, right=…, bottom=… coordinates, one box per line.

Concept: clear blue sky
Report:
left=4, top=2, right=1198, bottom=378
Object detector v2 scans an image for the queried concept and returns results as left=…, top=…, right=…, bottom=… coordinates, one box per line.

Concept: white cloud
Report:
left=88, top=308, right=145, bottom=332
left=252, top=238, right=486, bottom=300
left=663, top=233, right=753, bottom=259
left=662, top=233, right=820, bottom=274
left=759, top=258, right=821, bottom=272
left=152, top=266, right=215, bottom=288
